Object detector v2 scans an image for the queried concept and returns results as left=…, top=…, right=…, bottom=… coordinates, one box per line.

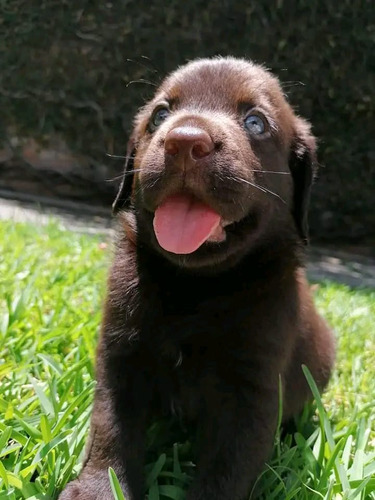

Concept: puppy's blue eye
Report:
left=151, top=108, right=170, bottom=128
left=244, top=114, right=266, bottom=135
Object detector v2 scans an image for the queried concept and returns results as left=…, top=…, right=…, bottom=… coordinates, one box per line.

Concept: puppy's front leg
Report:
left=187, top=387, right=278, bottom=500
left=59, top=358, right=148, bottom=500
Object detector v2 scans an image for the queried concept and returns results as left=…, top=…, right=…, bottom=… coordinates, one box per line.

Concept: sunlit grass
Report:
left=0, top=220, right=374, bottom=499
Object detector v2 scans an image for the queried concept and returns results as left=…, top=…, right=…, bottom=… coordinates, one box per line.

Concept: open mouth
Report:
left=153, top=193, right=232, bottom=255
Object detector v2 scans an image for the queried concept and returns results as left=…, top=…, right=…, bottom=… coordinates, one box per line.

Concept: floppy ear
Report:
left=289, top=118, right=317, bottom=244
left=112, top=139, right=136, bottom=214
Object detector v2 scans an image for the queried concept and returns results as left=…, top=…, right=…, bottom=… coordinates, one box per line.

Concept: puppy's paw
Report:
left=58, top=479, right=111, bottom=500
left=58, top=481, right=84, bottom=500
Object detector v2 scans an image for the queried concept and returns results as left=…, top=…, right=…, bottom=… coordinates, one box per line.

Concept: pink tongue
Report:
left=153, top=194, right=221, bottom=254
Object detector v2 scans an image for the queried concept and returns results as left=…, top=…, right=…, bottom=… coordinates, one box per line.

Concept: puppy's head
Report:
left=114, top=57, right=316, bottom=269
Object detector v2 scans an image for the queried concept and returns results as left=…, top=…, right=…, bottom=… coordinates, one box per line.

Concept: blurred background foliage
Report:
left=0, top=0, right=374, bottom=241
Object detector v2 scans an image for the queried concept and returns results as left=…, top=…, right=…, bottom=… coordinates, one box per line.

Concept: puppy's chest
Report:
left=142, top=288, right=261, bottom=370
left=144, top=309, right=251, bottom=418
left=150, top=338, right=235, bottom=420
left=132, top=285, right=278, bottom=417
left=148, top=302, right=238, bottom=363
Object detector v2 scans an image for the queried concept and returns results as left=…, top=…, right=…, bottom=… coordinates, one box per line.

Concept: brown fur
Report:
left=59, top=57, right=335, bottom=500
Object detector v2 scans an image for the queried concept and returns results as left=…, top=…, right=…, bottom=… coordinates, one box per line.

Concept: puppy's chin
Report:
left=137, top=208, right=264, bottom=272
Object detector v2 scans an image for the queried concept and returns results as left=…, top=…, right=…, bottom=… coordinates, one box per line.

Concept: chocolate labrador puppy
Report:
left=59, top=57, right=335, bottom=500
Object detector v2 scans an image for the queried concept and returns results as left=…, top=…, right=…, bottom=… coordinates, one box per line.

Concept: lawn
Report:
left=0, top=220, right=374, bottom=500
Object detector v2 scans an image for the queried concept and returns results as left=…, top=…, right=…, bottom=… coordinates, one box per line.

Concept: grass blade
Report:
left=108, top=467, right=126, bottom=500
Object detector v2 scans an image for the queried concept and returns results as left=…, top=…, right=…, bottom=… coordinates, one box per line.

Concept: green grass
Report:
left=0, top=220, right=374, bottom=500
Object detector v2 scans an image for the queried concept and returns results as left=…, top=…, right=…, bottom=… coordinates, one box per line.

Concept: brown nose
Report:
left=164, top=126, right=214, bottom=161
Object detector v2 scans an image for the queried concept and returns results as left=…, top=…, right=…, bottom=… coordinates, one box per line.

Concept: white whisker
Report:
left=252, top=170, right=290, bottom=175
left=233, top=177, right=286, bottom=204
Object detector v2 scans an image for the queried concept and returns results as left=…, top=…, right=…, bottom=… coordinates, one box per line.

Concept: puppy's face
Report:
left=114, top=58, right=316, bottom=269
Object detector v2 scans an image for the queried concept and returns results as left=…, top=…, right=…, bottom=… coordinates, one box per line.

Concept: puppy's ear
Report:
left=112, top=138, right=136, bottom=214
left=289, top=118, right=317, bottom=244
